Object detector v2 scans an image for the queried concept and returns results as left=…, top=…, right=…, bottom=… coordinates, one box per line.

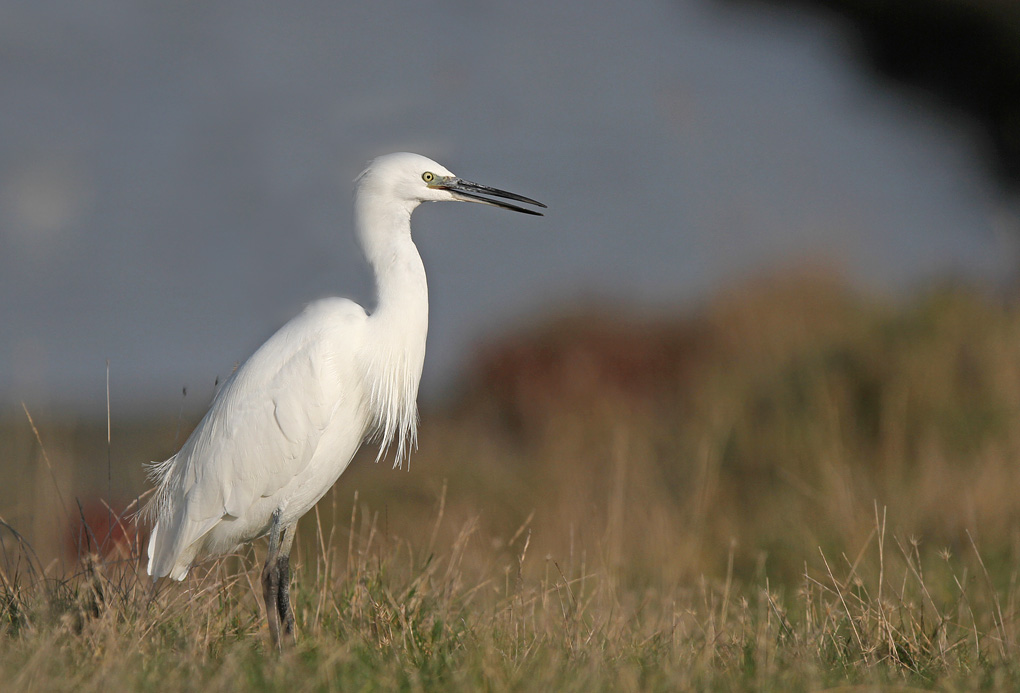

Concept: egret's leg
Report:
left=262, top=509, right=285, bottom=650
left=275, top=525, right=297, bottom=640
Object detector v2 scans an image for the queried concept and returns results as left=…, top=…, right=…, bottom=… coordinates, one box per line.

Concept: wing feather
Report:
left=146, top=298, right=366, bottom=579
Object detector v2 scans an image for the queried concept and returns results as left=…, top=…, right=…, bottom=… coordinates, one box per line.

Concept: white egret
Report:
left=144, top=152, right=545, bottom=648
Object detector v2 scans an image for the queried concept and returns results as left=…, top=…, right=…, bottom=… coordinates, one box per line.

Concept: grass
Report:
left=2, top=273, right=1020, bottom=690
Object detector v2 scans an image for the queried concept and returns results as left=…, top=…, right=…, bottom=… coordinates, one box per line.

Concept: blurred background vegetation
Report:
left=7, top=272, right=1020, bottom=590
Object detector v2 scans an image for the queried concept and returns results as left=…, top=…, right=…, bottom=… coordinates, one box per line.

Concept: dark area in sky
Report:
left=735, top=0, right=1020, bottom=184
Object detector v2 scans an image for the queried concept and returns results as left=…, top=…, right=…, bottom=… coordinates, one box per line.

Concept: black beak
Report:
left=439, top=178, right=547, bottom=216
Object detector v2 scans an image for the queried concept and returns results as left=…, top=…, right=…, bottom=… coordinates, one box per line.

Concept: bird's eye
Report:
left=422, top=172, right=435, bottom=183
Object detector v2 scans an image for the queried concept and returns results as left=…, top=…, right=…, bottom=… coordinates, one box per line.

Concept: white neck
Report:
left=355, top=190, right=429, bottom=468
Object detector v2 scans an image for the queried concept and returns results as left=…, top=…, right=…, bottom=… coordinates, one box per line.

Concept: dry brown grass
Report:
left=2, top=274, right=1020, bottom=690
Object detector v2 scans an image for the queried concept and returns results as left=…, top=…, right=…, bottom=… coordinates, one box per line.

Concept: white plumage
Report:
left=145, top=297, right=370, bottom=579
left=144, top=152, right=544, bottom=647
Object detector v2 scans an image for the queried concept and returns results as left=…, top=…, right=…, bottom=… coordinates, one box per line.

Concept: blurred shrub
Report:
left=449, top=273, right=1020, bottom=585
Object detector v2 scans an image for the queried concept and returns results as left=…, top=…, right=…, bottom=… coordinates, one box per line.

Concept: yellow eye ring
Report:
left=422, top=172, right=435, bottom=183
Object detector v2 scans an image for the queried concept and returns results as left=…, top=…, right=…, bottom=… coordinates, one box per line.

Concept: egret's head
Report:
left=357, top=152, right=545, bottom=215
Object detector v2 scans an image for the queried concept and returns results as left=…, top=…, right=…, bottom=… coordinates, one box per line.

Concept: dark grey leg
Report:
left=262, top=510, right=284, bottom=649
left=261, top=510, right=297, bottom=650
left=276, top=554, right=295, bottom=637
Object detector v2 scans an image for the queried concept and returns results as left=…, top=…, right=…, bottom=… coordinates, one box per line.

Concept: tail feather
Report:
left=145, top=454, right=184, bottom=579
left=147, top=521, right=199, bottom=581
left=145, top=452, right=198, bottom=580
left=147, top=518, right=186, bottom=580
left=147, top=506, right=218, bottom=580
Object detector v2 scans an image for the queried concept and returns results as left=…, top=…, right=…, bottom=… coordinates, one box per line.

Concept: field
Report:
left=2, top=274, right=1020, bottom=690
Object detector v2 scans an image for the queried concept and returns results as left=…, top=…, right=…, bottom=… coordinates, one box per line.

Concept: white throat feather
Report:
left=365, top=338, right=424, bottom=469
